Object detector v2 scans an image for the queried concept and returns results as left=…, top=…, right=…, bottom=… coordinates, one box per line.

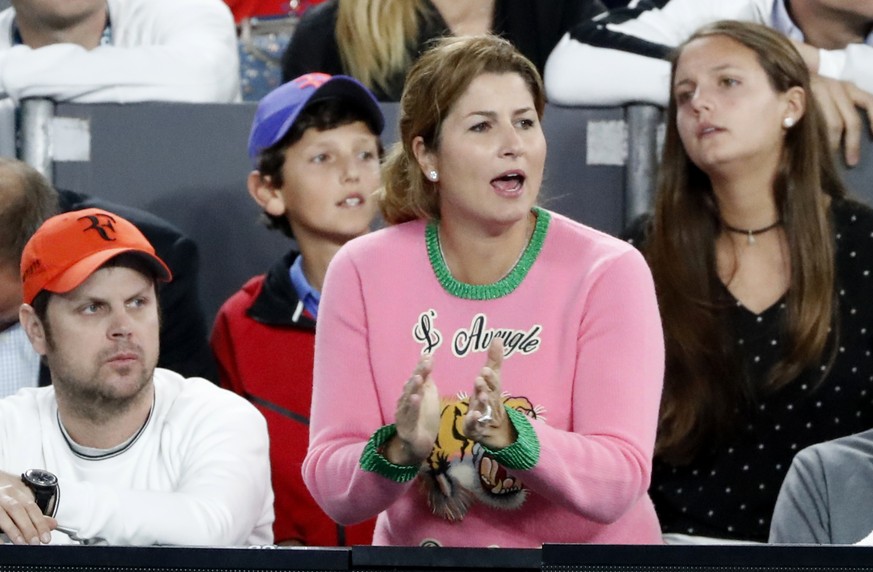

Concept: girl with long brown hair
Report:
left=628, top=19, right=873, bottom=543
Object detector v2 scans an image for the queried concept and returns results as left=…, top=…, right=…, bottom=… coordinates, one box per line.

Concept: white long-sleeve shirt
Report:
left=544, top=0, right=873, bottom=106
left=0, top=0, right=241, bottom=104
left=0, top=369, right=274, bottom=546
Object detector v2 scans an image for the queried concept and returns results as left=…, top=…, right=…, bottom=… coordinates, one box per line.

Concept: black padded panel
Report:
left=3, top=543, right=873, bottom=570
left=543, top=543, right=873, bottom=571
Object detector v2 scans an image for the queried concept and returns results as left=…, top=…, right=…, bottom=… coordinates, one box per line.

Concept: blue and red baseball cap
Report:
left=247, top=73, right=384, bottom=165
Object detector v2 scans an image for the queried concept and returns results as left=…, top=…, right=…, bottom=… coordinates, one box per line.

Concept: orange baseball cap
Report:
left=20, top=208, right=172, bottom=305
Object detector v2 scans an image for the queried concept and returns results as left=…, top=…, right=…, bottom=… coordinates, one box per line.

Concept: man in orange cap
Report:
left=0, top=158, right=215, bottom=398
left=0, top=209, right=274, bottom=546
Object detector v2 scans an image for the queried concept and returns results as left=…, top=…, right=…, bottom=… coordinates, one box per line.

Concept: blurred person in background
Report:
left=545, top=0, right=873, bottom=167
left=282, top=0, right=606, bottom=101
left=0, top=0, right=240, bottom=103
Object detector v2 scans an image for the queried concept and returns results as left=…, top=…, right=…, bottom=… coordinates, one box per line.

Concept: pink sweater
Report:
left=304, top=209, right=664, bottom=547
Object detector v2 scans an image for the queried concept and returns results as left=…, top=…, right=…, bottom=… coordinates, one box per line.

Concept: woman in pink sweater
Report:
left=303, top=34, right=665, bottom=547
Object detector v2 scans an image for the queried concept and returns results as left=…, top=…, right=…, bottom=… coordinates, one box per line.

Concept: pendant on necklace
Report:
left=722, top=219, right=783, bottom=246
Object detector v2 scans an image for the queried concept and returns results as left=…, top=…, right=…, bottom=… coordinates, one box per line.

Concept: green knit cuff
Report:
left=479, top=406, right=540, bottom=470
left=359, top=424, right=421, bottom=483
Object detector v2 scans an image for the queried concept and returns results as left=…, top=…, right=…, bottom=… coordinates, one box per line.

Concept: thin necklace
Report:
left=722, top=219, right=783, bottom=246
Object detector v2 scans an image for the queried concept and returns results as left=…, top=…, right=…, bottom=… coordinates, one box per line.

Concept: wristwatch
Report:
left=21, top=469, right=59, bottom=516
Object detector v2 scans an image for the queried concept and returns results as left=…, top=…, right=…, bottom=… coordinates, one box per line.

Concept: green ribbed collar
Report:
left=425, top=207, right=550, bottom=300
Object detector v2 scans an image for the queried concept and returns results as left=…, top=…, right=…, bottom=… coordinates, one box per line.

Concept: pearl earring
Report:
left=783, top=117, right=795, bottom=128
left=428, top=170, right=438, bottom=181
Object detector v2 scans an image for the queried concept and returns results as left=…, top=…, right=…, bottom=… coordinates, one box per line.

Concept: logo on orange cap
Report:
left=20, top=208, right=173, bottom=305
left=78, top=212, right=119, bottom=241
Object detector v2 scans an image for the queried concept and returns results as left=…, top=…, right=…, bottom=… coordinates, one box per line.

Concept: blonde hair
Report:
left=380, top=35, right=545, bottom=224
left=336, top=0, right=424, bottom=95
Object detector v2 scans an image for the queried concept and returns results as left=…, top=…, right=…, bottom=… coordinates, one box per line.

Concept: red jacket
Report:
left=210, top=251, right=375, bottom=546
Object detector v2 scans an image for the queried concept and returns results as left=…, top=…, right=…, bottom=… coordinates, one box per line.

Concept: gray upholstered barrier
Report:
left=32, top=101, right=288, bottom=332
left=17, top=98, right=871, bottom=327
left=0, top=99, right=14, bottom=158
left=18, top=100, right=632, bottom=327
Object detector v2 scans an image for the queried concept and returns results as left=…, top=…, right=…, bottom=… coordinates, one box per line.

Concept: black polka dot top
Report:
left=625, top=198, right=873, bottom=542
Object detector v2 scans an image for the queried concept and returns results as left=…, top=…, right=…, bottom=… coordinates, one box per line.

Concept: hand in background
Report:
left=0, top=470, right=56, bottom=545
left=790, top=40, right=873, bottom=167
left=791, top=40, right=821, bottom=75
left=810, top=75, right=873, bottom=167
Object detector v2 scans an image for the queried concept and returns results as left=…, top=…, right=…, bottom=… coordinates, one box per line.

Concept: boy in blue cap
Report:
left=211, top=73, right=383, bottom=546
